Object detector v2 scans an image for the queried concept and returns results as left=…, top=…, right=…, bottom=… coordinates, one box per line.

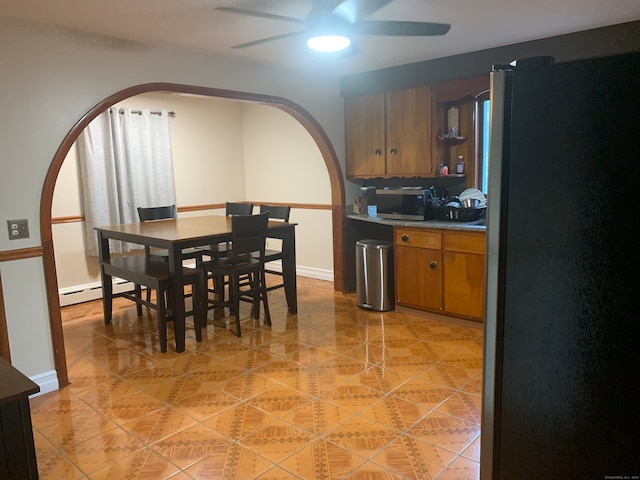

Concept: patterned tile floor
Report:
left=30, top=276, right=483, bottom=479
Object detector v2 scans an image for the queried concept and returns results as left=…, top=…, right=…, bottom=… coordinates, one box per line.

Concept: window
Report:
left=475, top=90, right=491, bottom=194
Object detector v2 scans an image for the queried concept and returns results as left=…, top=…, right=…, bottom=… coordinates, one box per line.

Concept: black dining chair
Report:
left=191, top=202, right=254, bottom=262
left=212, top=202, right=254, bottom=258
left=137, top=205, right=176, bottom=261
left=137, top=205, right=203, bottom=302
left=196, top=202, right=254, bottom=299
left=137, top=205, right=176, bottom=303
left=99, top=254, right=204, bottom=352
left=199, top=212, right=270, bottom=337
left=252, top=204, right=291, bottom=293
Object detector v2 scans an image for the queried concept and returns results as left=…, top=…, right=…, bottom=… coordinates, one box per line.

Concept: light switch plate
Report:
left=7, top=219, right=29, bottom=240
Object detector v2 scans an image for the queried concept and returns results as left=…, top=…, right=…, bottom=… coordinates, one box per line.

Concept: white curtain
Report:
left=78, top=108, right=177, bottom=255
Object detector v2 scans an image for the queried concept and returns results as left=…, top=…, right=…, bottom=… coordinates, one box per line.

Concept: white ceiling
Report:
left=3, top=0, right=640, bottom=76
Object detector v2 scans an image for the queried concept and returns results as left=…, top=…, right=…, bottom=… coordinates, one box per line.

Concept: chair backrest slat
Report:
left=137, top=205, right=177, bottom=222
left=259, top=204, right=291, bottom=222
left=226, top=202, right=253, bottom=216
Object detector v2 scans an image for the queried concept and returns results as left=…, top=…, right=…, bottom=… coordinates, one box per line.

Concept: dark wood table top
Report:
left=95, top=214, right=296, bottom=247
left=0, top=358, right=39, bottom=404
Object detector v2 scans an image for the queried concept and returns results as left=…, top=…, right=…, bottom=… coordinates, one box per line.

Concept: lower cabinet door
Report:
left=443, top=251, right=485, bottom=319
left=395, top=245, right=442, bottom=310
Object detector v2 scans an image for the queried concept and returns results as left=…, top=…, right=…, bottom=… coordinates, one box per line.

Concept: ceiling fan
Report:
left=216, top=0, right=451, bottom=51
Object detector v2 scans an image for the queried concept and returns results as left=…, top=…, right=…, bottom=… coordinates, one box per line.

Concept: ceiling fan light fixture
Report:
left=306, top=34, right=351, bottom=52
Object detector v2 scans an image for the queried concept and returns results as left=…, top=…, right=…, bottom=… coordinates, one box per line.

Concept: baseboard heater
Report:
left=59, top=278, right=137, bottom=307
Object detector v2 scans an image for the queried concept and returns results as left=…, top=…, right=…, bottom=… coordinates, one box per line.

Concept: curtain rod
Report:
left=109, top=108, right=176, bottom=117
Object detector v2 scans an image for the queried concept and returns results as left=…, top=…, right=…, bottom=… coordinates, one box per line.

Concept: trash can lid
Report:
left=356, top=239, right=393, bottom=248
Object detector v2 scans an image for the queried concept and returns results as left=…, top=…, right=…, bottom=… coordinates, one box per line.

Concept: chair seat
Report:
left=201, top=255, right=259, bottom=273
left=253, top=249, right=280, bottom=262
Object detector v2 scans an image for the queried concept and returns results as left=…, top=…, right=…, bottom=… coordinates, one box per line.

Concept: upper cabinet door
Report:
left=345, top=86, right=433, bottom=179
left=386, top=86, right=433, bottom=176
left=345, top=93, right=386, bottom=177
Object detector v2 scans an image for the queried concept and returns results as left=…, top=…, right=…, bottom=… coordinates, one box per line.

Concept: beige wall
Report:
left=52, top=93, right=333, bottom=298
left=0, top=18, right=348, bottom=386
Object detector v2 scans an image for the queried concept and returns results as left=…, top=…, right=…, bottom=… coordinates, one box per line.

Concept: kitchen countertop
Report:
left=347, top=213, right=487, bottom=232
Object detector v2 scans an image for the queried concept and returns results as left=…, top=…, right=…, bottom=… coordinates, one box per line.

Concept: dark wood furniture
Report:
left=345, top=86, right=434, bottom=178
left=253, top=204, right=291, bottom=292
left=95, top=214, right=297, bottom=352
left=207, top=202, right=255, bottom=259
left=99, top=255, right=204, bottom=352
left=200, top=212, right=271, bottom=337
left=0, top=358, right=40, bottom=479
left=137, top=204, right=178, bottom=302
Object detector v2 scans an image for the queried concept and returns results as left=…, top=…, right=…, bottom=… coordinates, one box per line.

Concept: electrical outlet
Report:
left=7, top=219, right=29, bottom=240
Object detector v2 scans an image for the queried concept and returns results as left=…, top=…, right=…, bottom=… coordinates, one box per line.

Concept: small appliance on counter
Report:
left=375, top=187, right=436, bottom=221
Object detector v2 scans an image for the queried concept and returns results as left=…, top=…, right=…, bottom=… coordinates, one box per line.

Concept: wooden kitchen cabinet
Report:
left=394, top=229, right=442, bottom=311
left=395, top=227, right=486, bottom=321
left=345, top=86, right=433, bottom=178
left=443, top=231, right=486, bottom=319
left=432, top=75, right=490, bottom=186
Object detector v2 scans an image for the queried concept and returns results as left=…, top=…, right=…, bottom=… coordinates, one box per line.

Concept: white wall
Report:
left=52, top=93, right=333, bottom=298
left=0, top=18, right=346, bottom=386
left=241, top=103, right=333, bottom=273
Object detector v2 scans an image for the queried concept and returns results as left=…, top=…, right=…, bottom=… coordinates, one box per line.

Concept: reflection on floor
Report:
left=30, top=276, right=483, bottom=479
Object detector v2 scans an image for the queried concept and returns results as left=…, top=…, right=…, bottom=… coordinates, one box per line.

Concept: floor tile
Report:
left=60, top=427, right=146, bottom=475
left=119, top=406, right=197, bottom=444
left=184, top=442, right=276, bottom=479
left=89, top=448, right=180, bottom=479
left=237, top=419, right=315, bottom=464
left=406, top=411, right=481, bottom=456
left=33, top=431, right=86, bottom=480
left=278, top=439, right=368, bottom=479
left=150, top=422, right=230, bottom=469
left=369, top=435, right=457, bottom=480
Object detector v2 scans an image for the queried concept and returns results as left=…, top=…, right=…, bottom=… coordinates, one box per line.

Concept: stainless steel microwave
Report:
left=375, top=189, right=434, bottom=221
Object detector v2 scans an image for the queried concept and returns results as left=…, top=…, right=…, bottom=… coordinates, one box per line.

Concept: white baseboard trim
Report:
left=262, top=261, right=334, bottom=283
left=296, top=265, right=334, bottom=282
left=59, top=279, right=136, bottom=307
left=58, top=263, right=334, bottom=306
left=29, top=370, right=59, bottom=397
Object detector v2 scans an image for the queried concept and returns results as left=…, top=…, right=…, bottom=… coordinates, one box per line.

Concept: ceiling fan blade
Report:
left=231, top=31, right=305, bottom=49
left=350, top=20, right=451, bottom=36
left=308, top=0, right=345, bottom=18
left=332, top=0, right=392, bottom=22
left=216, top=6, right=305, bottom=25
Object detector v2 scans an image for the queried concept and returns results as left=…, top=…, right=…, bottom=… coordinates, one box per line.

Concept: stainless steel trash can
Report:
left=356, top=239, right=394, bottom=311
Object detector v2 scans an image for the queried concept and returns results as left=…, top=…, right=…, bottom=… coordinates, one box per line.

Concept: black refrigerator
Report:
left=481, top=52, right=640, bottom=479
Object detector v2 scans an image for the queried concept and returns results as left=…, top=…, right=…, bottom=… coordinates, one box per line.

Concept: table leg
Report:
left=281, top=226, right=297, bottom=314
left=169, top=245, right=186, bottom=352
left=97, top=232, right=113, bottom=324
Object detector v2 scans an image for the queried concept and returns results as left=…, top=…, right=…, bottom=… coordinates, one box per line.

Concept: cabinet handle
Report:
left=429, top=261, right=438, bottom=270
left=390, top=148, right=397, bottom=155
left=374, top=148, right=382, bottom=156
left=401, top=234, right=409, bottom=242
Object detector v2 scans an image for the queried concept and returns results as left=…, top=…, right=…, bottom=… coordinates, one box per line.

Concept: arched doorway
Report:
left=40, top=82, right=346, bottom=388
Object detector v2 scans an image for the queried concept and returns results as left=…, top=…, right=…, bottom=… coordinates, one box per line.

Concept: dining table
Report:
left=95, top=214, right=297, bottom=352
